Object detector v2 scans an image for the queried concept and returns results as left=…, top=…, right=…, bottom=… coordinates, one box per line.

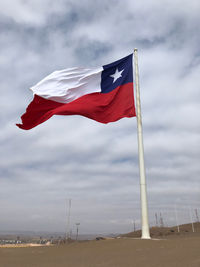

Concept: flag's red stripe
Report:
left=16, top=83, right=136, bottom=130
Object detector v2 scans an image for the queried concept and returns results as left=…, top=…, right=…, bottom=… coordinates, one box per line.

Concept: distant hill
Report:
left=120, top=222, right=200, bottom=238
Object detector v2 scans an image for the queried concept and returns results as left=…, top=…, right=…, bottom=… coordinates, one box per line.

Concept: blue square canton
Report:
left=101, top=54, right=133, bottom=94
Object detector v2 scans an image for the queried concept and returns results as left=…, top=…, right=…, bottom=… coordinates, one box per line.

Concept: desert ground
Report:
left=0, top=224, right=200, bottom=267
left=0, top=237, right=200, bottom=267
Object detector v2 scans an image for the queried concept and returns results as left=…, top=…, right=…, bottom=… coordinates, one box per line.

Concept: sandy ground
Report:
left=0, top=235, right=200, bottom=267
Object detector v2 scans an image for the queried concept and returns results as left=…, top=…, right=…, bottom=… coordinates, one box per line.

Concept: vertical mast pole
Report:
left=189, top=207, right=195, bottom=233
left=66, top=199, right=71, bottom=239
left=174, top=204, right=180, bottom=233
left=133, top=49, right=150, bottom=239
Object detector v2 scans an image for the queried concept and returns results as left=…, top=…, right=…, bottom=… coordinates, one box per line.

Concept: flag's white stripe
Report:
left=30, top=67, right=103, bottom=104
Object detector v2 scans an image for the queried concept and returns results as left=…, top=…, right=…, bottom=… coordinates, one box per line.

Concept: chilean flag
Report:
left=17, top=54, right=136, bottom=130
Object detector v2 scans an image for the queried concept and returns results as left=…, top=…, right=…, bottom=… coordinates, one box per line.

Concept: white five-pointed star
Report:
left=110, top=68, right=124, bottom=83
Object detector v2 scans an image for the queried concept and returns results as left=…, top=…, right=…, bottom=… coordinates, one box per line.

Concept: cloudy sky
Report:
left=0, top=0, right=200, bottom=235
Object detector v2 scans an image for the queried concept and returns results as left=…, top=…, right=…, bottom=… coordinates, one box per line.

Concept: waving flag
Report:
left=17, top=54, right=136, bottom=130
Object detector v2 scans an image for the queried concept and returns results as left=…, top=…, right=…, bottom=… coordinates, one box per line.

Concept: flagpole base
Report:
left=141, top=236, right=151, bottom=239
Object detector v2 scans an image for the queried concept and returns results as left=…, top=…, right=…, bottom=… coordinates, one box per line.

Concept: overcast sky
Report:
left=0, top=0, right=200, bottom=235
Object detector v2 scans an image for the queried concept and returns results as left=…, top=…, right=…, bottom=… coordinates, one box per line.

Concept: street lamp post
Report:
left=75, top=223, right=80, bottom=241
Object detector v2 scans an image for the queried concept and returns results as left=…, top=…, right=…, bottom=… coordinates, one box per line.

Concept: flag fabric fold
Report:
left=17, top=54, right=136, bottom=130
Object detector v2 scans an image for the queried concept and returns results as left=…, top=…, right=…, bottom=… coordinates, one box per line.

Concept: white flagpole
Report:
left=133, top=49, right=151, bottom=239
